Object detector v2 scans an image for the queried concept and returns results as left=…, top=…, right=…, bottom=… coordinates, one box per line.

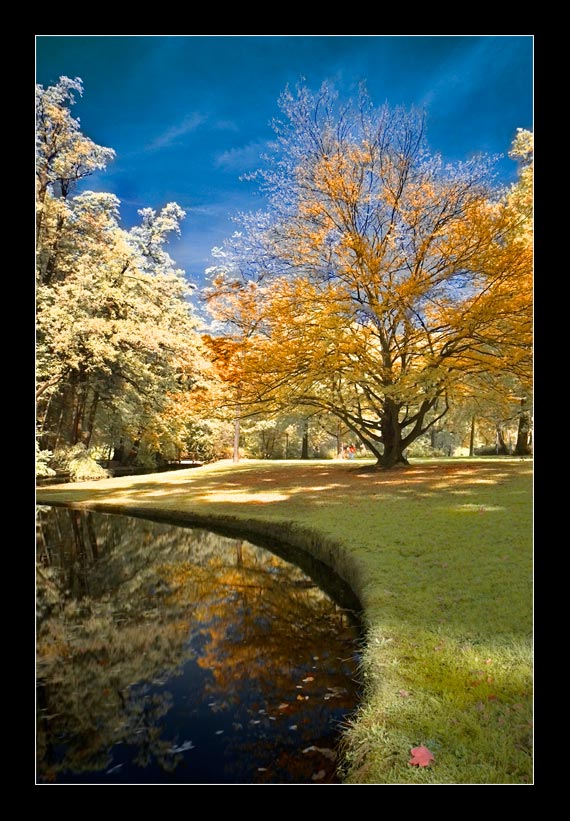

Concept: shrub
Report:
left=56, top=444, right=110, bottom=481
left=36, top=440, right=56, bottom=477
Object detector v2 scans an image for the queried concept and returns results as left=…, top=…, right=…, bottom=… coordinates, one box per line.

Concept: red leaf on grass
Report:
left=409, top=745, right=435, bottom=767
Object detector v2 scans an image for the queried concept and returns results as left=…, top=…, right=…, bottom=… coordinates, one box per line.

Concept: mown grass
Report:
left=36, top=457, right=533, bottom=784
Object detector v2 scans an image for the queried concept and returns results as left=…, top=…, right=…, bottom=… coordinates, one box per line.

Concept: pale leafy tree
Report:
left=36, top=78, right=215, bottom=469
left=206, top=84, right=532, bottom=468
left=36, top=76, right=115, bottom=216
left=506, top=128, right=533, bottom=455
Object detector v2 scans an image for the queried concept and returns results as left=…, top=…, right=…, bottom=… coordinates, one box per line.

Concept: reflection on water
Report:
left=36, top=507, right=361, bottom=784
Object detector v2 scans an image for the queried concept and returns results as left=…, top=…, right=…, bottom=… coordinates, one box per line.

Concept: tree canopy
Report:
left=206, top=84, right=532, bottom=467
left=36, top=77, right=216, bottom=468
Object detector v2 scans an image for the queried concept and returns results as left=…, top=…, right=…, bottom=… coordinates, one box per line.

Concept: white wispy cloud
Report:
left=215, top=140, right=268, bottom=171
left=147, top=112, right=208, bottom=151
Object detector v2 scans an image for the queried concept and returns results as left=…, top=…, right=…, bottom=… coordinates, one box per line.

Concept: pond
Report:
left=36, top=507, right=362, bottom=784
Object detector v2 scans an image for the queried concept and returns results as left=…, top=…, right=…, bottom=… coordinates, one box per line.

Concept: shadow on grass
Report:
left=37, top=460, right=531, bottom=508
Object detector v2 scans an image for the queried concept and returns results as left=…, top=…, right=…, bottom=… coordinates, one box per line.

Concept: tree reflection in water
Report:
left=36, top=507, right=361, bottom=784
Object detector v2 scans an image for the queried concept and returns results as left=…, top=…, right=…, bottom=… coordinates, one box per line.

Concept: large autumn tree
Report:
left=207, top=84, right=532, bottom=468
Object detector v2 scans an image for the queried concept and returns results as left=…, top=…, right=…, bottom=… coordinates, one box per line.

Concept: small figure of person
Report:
left=348, top=444, right=356, bottom=459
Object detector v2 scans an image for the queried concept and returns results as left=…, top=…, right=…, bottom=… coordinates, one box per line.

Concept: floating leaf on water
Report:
left=269, top=716, right=276, bottom=721
left=302, top=676, right=314, bottom=683
left=257, top=767, right=267, bottom=772
left=296, top=685, right=303, bottom=689
left=168, top=740, right=195, bottom=754
left=278, top=703, right=289, bottom=710
left=302, top=746, right=336, bottom=760
left=326, top=687, right=347, bottom=698
left=311, top=770, right=326, bottom=781
left=251, top=720, right=261, bottom=724
left=289, top=725, right=297, bottom=730
left=215, top=730, right=224, bottom=735
left=296, top=694, right=305, bottom=701
left=106, top=763, right=123, bottom=774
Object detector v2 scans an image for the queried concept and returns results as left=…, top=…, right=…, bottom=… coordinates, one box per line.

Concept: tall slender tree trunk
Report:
left=85, top=512, right=99, bottom=560
left=515, top=398, right=532, bottom=456
left=233, top=414, right=240, bottom=463
left=301, top=418, right=309, bottom=459
left=71, top=390, right=86, bottom=446
left=495, top=424, right=509, bottom=455
left=83, top=390, right=99, bottom=448
left=233, top=386, right=241, bottom=463
left=469, top=415, right=476, bottom=457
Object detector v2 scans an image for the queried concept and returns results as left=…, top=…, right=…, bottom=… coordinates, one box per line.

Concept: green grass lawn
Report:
left=36, top=457, right=533, bottom=784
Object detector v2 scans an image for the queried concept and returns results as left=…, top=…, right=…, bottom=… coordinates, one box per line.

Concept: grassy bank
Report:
left=36, top=457, right=533, bottom=784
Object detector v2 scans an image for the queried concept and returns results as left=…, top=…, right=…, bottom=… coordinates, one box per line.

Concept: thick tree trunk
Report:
left=515, top=398, right=532, bottom=456
left=378, top=400, right=409, bottom=468
left=430, top=427, right=437, bottom=449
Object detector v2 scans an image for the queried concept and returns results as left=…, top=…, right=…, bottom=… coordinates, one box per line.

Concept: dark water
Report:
left=36, top=507, right=362, bottom=784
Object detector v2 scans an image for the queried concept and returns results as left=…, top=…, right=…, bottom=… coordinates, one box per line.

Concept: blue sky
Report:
left=36, top=35, right=533, bottom=286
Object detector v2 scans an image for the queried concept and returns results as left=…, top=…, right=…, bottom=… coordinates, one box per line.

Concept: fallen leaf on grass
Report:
left=409, top=745, right=435, bottom=767
left=398, top=689, right=410, bottom=698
